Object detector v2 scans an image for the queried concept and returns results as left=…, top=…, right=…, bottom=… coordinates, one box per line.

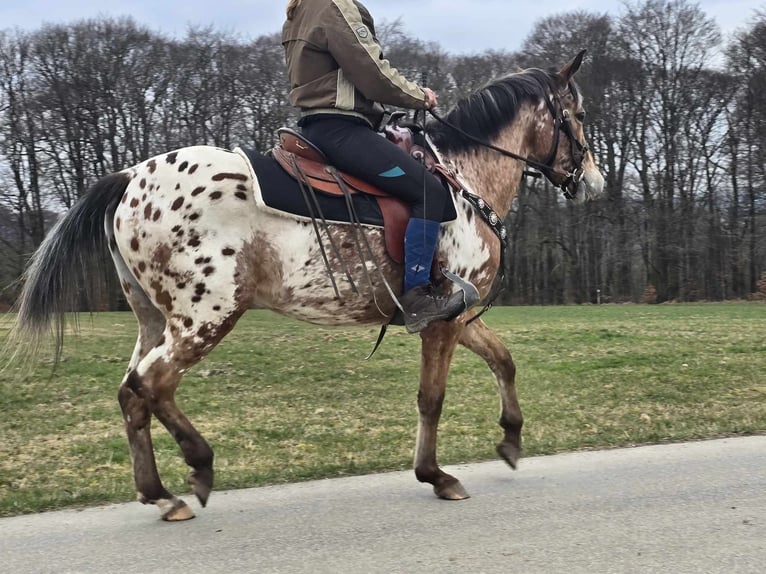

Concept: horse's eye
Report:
left=575, top=111, right=586, bottom=122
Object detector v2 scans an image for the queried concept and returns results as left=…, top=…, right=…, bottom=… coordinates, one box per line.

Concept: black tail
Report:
left=11, top=172, right=131, bottom=361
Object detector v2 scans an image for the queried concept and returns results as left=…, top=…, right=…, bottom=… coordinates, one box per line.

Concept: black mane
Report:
left=429, top=68, right=560, bottom=154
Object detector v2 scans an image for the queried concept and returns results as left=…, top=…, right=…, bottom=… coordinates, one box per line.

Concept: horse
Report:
left=10, top=50, right=604, bottom=521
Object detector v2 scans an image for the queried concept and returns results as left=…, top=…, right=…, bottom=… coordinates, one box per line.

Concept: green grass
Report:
left=1, top=303, right=765, bottom=516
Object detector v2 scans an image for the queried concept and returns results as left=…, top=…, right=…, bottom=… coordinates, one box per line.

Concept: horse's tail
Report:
left=11, top=172, right=131, bottom=361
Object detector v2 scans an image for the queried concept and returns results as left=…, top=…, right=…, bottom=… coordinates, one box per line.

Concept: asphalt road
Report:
left=1, top=436, right=764, bottom=574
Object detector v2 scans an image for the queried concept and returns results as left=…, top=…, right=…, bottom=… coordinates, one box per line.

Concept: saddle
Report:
left=272, top=124, right=459, bottom=264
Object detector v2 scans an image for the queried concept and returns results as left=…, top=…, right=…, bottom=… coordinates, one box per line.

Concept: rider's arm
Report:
left=324, top=0, right=429, bottom=110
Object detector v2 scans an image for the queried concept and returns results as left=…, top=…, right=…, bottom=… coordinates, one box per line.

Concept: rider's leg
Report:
left=301, top=115, right=465, bottom=332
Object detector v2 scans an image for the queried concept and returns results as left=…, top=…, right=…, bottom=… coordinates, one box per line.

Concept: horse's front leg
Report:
left=414, top=321, right=469, bottom=500
left=459, top=317, right=522, bottom=469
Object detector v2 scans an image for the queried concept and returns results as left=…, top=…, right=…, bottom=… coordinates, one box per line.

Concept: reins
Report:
left=428, top=109, right=554, bottom=174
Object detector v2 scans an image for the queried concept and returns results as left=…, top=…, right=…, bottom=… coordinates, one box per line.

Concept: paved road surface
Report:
left=1, top=436, right=764, bottom=573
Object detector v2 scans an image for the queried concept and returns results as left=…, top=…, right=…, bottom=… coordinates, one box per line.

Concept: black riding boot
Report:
left=399, top=218, right=467, bottom=333
left=400, top=284, right=468, bottom=333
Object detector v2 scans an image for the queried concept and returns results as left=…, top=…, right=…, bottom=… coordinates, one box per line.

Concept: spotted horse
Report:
left=11, top=51, right=604, bottom=521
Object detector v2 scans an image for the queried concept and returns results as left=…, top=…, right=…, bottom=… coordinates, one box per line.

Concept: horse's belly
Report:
left=251, top=220, right=401, bottom=325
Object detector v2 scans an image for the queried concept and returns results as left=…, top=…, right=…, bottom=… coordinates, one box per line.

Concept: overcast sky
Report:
left=0, top=1, right=763, bottom=53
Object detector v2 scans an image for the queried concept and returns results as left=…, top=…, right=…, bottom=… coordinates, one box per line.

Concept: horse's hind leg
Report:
left=414, top=322, right=469, bottom=500
left=459, top=318, right=522, bottom=469
left=131, top=310, right=246, bottom=519
left=113, top=255, right=195, bottom=520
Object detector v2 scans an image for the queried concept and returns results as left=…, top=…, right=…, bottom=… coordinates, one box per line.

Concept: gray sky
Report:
left=0, top=1, right=763, bottom=53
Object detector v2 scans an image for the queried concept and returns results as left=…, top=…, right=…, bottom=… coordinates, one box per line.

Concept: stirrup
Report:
left=441, top=268, right=480, bottom=310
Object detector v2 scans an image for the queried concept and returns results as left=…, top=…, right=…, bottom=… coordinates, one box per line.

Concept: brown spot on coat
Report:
left=138, top=261, right=147, bottom=272
left=191, top=186, right=206, bottom=196
left=209, top=191, right=222, bottom=200
left=203, top=266, right=215, bottom=276
left=234, top=191, right=247, bottom=200
left=178, top=161, right=189, bottom=172
left=222, top=247, right=235, bottom=256
left=147, top=159, right=157, bottom=173
left=171, top=197, right=184, bottom=211
left=166, top=152, right=178, bottom=164
left=212, top=172, right=247, bottom=182
left=130, top=237, right=140, bottom=251
left=189, top=164, right=199, bottom=174
left=130, top=198, right=140, bottom=208
left=115, top=217, right=121, bottom=230
left=153, top=209, right=162, bottom=221
left=150, top=279, right=174, bottom=312
left=140, top=178, right=147, bottom=189
left=144, top=202, right=153, bottom=219
left=152, top=244, right=173, bottom=268
left=197, top=323, right=211, bottom=338
left=183, top=318, right=194, bottom=328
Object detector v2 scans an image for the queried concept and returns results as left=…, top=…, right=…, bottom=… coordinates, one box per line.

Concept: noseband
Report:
left=428, top=83, right=589, bottom=200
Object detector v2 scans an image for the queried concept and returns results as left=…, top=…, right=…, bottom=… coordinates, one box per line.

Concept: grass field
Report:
left=1, top=303, right=765, bottom=517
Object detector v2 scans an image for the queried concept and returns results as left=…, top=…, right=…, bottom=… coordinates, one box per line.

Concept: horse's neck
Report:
left=447, top=105, right=540, bottom=218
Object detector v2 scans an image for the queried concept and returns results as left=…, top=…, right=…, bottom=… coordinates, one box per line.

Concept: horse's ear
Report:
left=558, top=49, right=587, bottom=83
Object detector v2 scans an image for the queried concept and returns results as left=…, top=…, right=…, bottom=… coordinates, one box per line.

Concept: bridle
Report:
left=427, top=81, right=589, bottom=200
left=534, top=85, right=590, bottom=199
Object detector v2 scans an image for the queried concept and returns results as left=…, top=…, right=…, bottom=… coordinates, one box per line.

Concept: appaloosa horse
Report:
left=12, top=51, right=603, bottom=520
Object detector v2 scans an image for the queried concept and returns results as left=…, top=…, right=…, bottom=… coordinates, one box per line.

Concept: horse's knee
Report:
left=505, top=354, right=516, bottom=380
left=492, top=348, right=516, bottom=382
left=417, top=388, right=445, bottom=418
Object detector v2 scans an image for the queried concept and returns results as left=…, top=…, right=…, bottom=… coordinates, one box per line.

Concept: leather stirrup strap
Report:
left=291, top=156, right=342, bottom=299
left=328, top=167, right=404, bottom=317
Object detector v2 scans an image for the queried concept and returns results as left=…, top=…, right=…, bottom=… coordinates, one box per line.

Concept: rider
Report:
left=282, top=0, right=466, bottom=333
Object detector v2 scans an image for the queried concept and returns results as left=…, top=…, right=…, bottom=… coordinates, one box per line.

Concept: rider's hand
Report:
left=422, top=87, right=438, bottom=109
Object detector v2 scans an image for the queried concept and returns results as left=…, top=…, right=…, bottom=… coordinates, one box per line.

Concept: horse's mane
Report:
left=429, top=67, right=563, bottom=154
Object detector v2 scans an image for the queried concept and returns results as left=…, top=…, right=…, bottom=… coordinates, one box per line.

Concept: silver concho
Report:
left=478, top=198, right=485, bottom=209
left=489, top=212, right=498, bottom=225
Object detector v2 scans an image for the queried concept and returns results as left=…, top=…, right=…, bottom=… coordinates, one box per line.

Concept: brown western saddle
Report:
left=272, top=125, right=459, bottom=264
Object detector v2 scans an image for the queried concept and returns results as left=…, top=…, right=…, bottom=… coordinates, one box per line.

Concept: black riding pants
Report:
left=300, top=115, right=455, bottom=222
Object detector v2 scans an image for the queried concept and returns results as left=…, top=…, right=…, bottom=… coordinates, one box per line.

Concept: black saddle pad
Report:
left=239, top=146, right=384, bottom=227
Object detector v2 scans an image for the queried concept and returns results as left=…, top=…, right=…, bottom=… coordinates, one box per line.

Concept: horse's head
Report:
left=531, top=50, right=604, bottom=203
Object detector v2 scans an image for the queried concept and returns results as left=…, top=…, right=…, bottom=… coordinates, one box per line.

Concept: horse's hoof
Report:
left=496, top=441, right=521, bottom=470
left=189, top=468, right=213, bottom=507
left=434, top=479, right=470, bottom=500
left=160, top=498, right=195, bottom=522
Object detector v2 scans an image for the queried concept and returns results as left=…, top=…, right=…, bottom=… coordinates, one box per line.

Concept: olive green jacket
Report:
left=282, top=0, right=428, bottom=127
